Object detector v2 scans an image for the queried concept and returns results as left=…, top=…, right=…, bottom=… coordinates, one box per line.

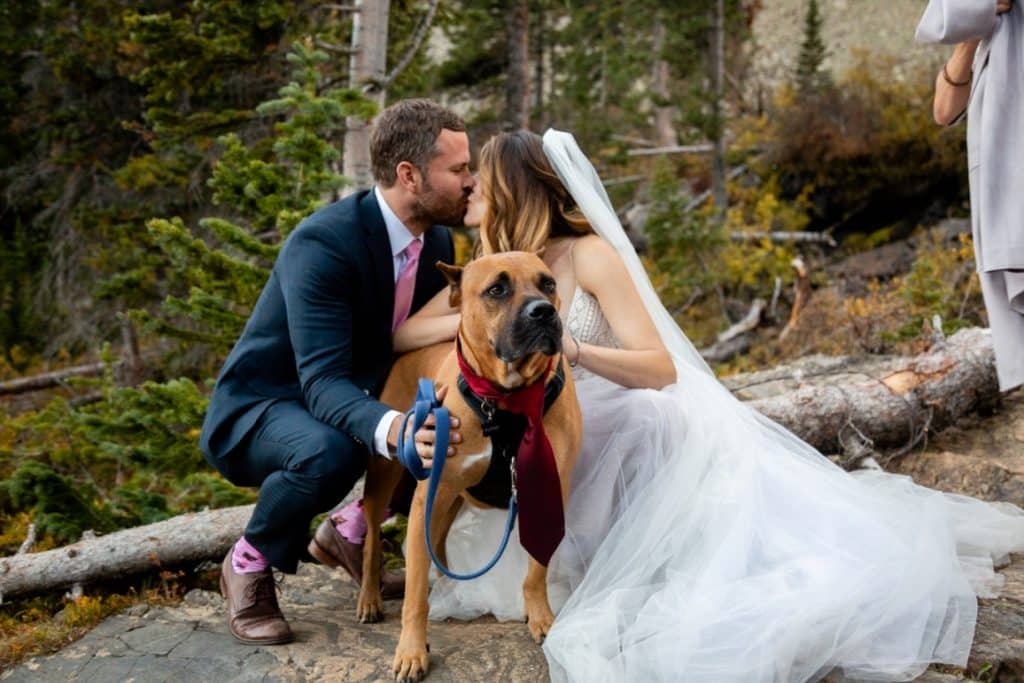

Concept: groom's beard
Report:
left=415, top=179, right=471, bottom=227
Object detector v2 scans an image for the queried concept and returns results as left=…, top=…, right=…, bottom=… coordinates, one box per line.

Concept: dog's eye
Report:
left=540, top=278, right=557, bottom=294
left=486, top=283, right=507, bottom=298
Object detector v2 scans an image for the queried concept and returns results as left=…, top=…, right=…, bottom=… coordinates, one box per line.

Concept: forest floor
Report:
left=1, top=390, right=1022, bottom=682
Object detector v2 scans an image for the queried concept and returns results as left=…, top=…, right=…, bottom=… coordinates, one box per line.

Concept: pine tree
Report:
left=0, top=44, right=375, bottom=544
left=128, top=42, right=375, bottom=363
left=795, top=0, right=830, bottom=94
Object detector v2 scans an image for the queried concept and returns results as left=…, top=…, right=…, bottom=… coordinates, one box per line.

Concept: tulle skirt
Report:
left=428, top=372, right=1024, bottom=682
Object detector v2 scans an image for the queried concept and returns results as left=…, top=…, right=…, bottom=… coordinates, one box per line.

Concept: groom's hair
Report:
left=371, top=99, right=466, bottom=187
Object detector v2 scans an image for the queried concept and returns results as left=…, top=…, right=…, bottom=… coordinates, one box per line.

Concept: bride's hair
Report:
left=477, top=131, right=592, bottom=255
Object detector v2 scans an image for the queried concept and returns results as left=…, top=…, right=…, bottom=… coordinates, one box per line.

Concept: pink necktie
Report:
left=392, top=239, right=423, bottom=331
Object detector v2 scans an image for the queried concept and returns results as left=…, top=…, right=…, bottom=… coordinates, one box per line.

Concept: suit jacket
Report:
left=200, top=189, right=455, bottom=460
left=917, top=0, right=1024, bottom=272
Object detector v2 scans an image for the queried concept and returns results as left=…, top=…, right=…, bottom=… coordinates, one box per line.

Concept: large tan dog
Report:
left=360, top=252, right=581, bottom=682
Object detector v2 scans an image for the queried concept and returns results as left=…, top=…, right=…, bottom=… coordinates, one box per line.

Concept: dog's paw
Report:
left=525, top=603, right=555, bottom=644
left=392, top=642, right=430, bottom=682
left=356, top=589, right=384, bottom=623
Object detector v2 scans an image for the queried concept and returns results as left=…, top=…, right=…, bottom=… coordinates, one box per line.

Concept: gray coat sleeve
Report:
left=916, top=0, right=998, bottom=44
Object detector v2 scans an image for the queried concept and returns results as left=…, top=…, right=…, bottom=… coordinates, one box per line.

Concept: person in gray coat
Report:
left=917, top=0, right=1023, bottom=391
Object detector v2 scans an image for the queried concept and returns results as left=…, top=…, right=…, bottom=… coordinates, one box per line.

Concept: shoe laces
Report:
left=243, top=571, right=283, bottom=607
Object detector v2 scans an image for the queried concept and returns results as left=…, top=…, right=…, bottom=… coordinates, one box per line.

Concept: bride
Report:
left=394, top=129, right=1024, bottom=682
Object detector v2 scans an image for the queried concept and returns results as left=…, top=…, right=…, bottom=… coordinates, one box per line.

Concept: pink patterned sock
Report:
left=331, top=500, right=391, bottom=545
left=232, top=536, right=270, bottom=574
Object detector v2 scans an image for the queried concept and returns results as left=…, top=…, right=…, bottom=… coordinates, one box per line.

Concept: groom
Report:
left=199, top=99, right=473, bottom=645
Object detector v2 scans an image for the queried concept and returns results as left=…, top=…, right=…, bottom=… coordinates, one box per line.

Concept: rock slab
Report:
left=0, top=563, right=548, bottom=682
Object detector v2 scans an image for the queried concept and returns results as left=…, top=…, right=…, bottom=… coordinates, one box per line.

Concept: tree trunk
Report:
left=532, top=3, right=545, bottom=128
left=0, top=506, right=254, bottom=601
left=343, top=0, right=390, bottom=193
left=504, top=0, right=530, bottom=130
left=709, top=0, right=728, bottom=214
left=651, top=22, right=678, bottom=147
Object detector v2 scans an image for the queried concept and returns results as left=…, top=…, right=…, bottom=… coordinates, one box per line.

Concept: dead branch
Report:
left=602, top=174, right=647, bottom=187
left=612, top=134, right=656, bottom=147
left=0, top=351, right=158, bottom=397
left=699, top=299, right=766, bottom=363
left=0, top=362, right=111, bottom=396
left=715, top=299, right=767, bottom=345
left=683, top=165, right=748, bottom=213
left=627, top=143, right=714, bottom=157
left=779, top=257, right=812, bottom=341
left=730, top=231, right=837, bottom=247
left=769, top=276, right=783, bottom=320
left=314, top=39, right=358, bottom=55
left=16, top=525, right=36, bottom=555
left=700, top=334, right=755, bottom=365
left=318, top=3, right=360, bottom=11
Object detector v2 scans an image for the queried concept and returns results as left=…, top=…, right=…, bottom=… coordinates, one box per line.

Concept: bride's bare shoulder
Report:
left=572, top=234, right=626, bottom=283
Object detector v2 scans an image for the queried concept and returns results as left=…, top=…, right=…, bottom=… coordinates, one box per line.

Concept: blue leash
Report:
left=397, top=378, right=518, bottom=580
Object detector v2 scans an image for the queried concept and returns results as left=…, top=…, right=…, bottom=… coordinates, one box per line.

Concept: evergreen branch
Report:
left=199, top=218, right=280, bottom=260
left=147, top=318, right=231, bottom=347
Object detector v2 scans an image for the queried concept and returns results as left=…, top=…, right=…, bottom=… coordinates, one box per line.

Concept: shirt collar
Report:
left=374, top=186, right=422, bottom=257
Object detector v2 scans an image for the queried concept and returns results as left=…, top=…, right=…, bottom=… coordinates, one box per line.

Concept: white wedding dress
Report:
left=426, top=131, right=1024, bottom=682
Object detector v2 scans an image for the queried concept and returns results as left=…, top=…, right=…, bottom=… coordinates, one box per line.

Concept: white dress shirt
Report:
left=372, top=186, right=424, bottom=458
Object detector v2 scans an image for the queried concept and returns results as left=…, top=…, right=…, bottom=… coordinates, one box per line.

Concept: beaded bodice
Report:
left=565, top=286, right=618, bottom=381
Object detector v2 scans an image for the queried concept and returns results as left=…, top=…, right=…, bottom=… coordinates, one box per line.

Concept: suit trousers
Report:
left=206, top=400, right=368, bottom=573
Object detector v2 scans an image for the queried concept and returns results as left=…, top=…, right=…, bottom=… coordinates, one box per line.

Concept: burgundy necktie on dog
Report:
left=456, top=341, right=565, bottom=566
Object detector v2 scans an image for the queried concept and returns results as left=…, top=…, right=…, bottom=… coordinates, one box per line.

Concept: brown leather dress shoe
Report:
left=220, top=552, right=294, bottom=645
left=308, top=517, right=405, bottom=600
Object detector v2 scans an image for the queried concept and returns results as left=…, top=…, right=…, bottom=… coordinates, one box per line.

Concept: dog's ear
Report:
left=436, top=261, right=463, bottom=308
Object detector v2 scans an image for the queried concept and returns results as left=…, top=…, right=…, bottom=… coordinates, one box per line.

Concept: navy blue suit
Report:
left=200, top=190, right=454, bottom=571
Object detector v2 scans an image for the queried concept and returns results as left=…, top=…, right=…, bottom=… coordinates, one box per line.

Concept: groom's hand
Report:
left=386, top=383, right=462, bottom=468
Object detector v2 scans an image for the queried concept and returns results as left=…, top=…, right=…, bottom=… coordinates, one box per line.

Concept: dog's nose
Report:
left=523, top=299, right=557, bottom=321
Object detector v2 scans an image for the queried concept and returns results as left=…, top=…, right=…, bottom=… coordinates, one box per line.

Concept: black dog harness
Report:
left=458, top=361, right=567, bottom=509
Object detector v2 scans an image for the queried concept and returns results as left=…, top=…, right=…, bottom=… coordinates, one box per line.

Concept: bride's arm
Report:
left=569, top=235, right=676, bottom=390
left=392, top=287, right=460, bottom=353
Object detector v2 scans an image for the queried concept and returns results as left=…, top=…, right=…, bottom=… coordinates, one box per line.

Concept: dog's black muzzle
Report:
left=495, top=298, right=562, bottom=362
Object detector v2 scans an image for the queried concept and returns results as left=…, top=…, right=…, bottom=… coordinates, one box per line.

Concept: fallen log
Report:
left=742, top=327, right=998, bottom=454
left=0, top=505, right=254, bottom=602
